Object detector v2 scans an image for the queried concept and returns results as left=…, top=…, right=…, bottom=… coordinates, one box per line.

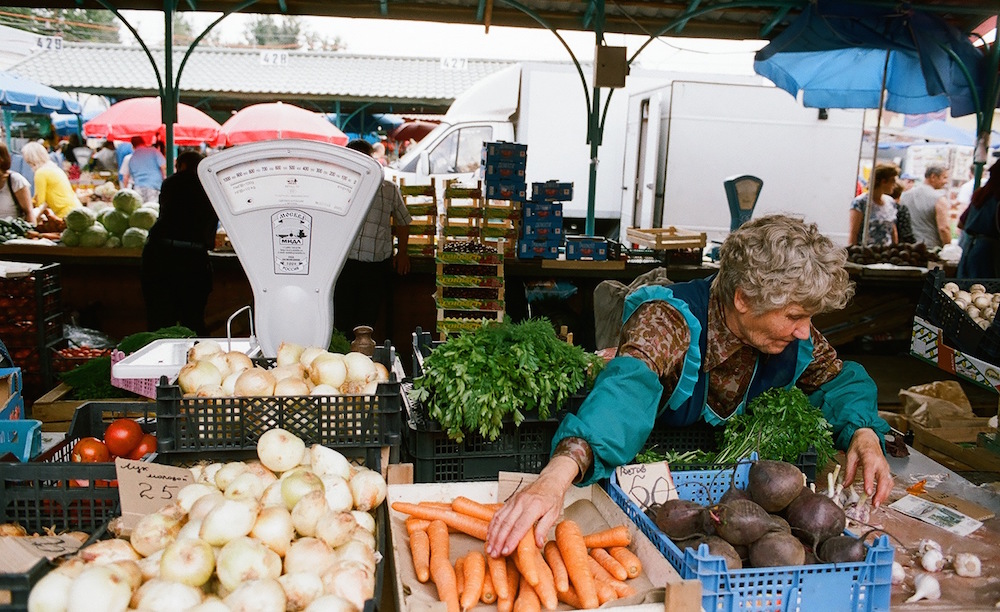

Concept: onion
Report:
left=274, top=377, right=311, bottom=397
left=225, top=578, right=287, bottom=612
left=309, top=353, right=347, bottom=388
left=342, top=352, right=377, bottom=384
left=320, top=561, right=374, bottom=611
left=320, top=475, right=354, bottom=513
left=221, top=371, right=242, bottom=396
left=178, top=361, right=224, bottom=395
left=199, top=462, right=224, bottom=487
left=188, top=339, right=223, bottom=362
left=244, top=460, right=279, bottom=484
left=225, top=351, right=254, bottom=374
left=177, top=517, right=203, bottom=541
left=66, top=565, right=132, bottom=612
left=310, top=445, right=352, bottom=480
left=305, top=594, right=356, bottom=612
left=299, top=347, right=328, bottom=368
left=188, top=492, right=225, bottom=522
left=132, top=578, right=204, bottom=611
left=216, top=536, right=282, bottom=592
left=78, top=539, right=140, bottom=565
left=271, top=362, right=308, bottom=383
left=202, top=351, right=232, bottom=379
left=340, top=380, right=379, bottom=396
left=349, top=467, right=387, bottom=512
left=373, top=362, right=390, bottom=382
left=258, top=428, right=307, bottom=473
left=291, top=490, right=329, bottom=537
left=28, top=567, right=74, bottom=612
left=200, top=499, right=260, bottom=546
left=187, top=596, right=231, bottom=612
left=315, top=510, right=357, bottom=549
left=278, top=571, right=325, bottom=611
left=252, top=506, right=295, bottom=557
left=277, top=341, right=306, bottom=366
left=310, top=384, right=342, bottom=396
left=350, top=526, right=376, bottom=551
left=281, top=469, right=324, bottom=509
left=159, top=538, right=215, bottom=586
left=106, top=560, right=143, bottom=592
left=225, top=471, right=268, bottom=501
left=284, top=537, right=333, bottom=576
left=196, top=385, right=226, bottom=398
left=234, top=367, right=276, bottom=396
left=335, top=540, right=376, bottom=574
left=215, top=461, right=249, bottom=491
left=136, top=549, right=163, bottom=581
left=176, top=483, right=218, bottom=513
left=351, top=511, right=376, bottom=534
left=130, top=503, right=186, bottom=557
left=260, top=481, right=285, bottom=507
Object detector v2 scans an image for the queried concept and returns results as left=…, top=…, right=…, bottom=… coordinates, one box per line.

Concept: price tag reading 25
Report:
left=115, top=458, right=194, bottom=527
left=615, top=462, right=679, bottom=512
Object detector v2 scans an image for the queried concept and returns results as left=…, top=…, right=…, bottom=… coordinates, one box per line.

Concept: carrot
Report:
left=609, top=546, right=642, bottom=579
left=516, top=531, right=540, bottom=586
left=428, top=520, right=459, bottom=612
left=531, top=548, right=559, bottom=610
left=590, top=547, right=628, bottom=581
left=480, top=566, right=497, bottom=605
left=487, top=552, right=510, bottom=601
left=582, top=525, right=631, bottom=549
left=587, top=556, right=633, bottom=599
left=543, top=541, right=570, bottom=593
left=409, top=529, right=430, bottom=583
left=512, top=578, right=541, bottom=612
left=392, top=501, right=489, bottom=540
left=555, top=520, right=599, bottom=609
left=455, top=555, right=466, bottom=602
left=406, top=517, right=432, bottom=535
left=555, top=585, right=582, bottom=608
left=461, top=551, right=487, bottom=611
left=498, top=558, right=521, bottom=612
left=452, top=496, right=497, bottom=521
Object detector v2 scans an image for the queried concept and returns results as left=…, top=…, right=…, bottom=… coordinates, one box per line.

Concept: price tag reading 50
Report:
left=615, top=462, right=679, bottom=512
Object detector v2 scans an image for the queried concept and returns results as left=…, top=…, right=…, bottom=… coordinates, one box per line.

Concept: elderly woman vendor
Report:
left=486, top=214, right=892, bottom=556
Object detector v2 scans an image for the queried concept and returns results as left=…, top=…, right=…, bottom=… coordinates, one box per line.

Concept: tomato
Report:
left=126, top=433, right=157, bottom=460
left=103, top=419, right=144, bottom=457
left=71, top=437, right=110, bottom=463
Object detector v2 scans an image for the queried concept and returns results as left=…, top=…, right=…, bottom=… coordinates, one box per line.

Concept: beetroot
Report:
left=749, top=531, right=806, bottom=567
left=817, top=535, right=867, bottom=564
left=709, top=499, right=775, bottom=546
left=784, top=491, right=846, bottom=547
left=747, top=460, right=805, bottom=513
left=654, top=499, right=707, bottom=540
left=685, top=535, right=743, bottom=570
left=719, top=485, right=751, bottom=505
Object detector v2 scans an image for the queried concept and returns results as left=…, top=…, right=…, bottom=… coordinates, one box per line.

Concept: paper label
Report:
left=614, top=462, right=678, bottom=512
left=0, top=535, right=83, bottom=573
left=889, top=494, right=983, bottom=536
left=115, top=458, right=194, bottom=532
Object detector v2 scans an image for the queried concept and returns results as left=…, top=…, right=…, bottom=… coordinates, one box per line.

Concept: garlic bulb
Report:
left=906, top=573, right=941, bottom=603
left=953, top=552, right=982, bottom=577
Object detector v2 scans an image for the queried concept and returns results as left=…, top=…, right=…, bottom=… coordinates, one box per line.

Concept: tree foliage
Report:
left=1, top=8, right=120, bottom=43
left=243, top=14, right=302, bottom=48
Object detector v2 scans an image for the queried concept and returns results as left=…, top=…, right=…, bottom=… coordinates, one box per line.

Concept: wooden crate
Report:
left=626, top=226, right=707, bottom=250
left=29, top=383, right=151, bottom=432
left=910, top=419, right=1000, bottom=473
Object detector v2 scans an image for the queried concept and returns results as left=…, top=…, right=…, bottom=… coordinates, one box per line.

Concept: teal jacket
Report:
left=555, top=281, right=890, bottom=485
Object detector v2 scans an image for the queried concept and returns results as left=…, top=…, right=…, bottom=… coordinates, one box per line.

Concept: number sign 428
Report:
left=36, top=36, right=63, bottom=51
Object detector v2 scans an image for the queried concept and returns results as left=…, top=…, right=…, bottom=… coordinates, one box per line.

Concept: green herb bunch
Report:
left=409, top=319, right=605, bottom=442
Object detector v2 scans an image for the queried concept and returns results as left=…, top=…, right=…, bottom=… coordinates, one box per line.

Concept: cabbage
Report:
left=100, top=210, right=130, bottom=236
left=79, top=224, right=109, bottom=248
left=106, top=235, right=121, bottom=248
left=113, top=189, right=143, bottom=215
left=122, top=227, right=148, bottom=249
left=129, top=207, right=159, bottom=231
left=143, top=202, right=160, bottom=212
left=65, top=207, right=96, bottom=232
left=60, top=228, right=80, bottom=247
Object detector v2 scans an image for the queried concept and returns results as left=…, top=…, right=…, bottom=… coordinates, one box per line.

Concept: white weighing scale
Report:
left=198, top=140, right=383, bottom=356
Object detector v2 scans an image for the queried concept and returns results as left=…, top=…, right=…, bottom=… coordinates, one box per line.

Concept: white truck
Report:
left=389, top=62, right=865, bottom=244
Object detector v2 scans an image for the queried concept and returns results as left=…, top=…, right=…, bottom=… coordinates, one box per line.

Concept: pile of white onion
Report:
left=177, top=340, right=390, bottom=399
left=28, top=428, right=388, bottom=612
left=942, top=282, right=999, bottom=330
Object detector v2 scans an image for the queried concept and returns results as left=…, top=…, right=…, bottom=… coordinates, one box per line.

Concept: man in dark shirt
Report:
left=140, top=151, right=219, bottom=335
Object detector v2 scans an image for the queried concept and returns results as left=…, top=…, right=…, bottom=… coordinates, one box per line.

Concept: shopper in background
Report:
left=957, top=159, right=1000, bottom=278
left=91, top=141, right=118, bottom=174
left=115, top=140, right=133, bottom=185
left=900, top=165, right=951, bottom=248
left=333, top=139, right=412, bottom=343
left=20, top=141, right=81, bottom=219
left=141, top=151, right=218, bottom=335
left=890, top=179, right=915, bottom=244
left=0, top=143, right=36, bottom=224
left=485, top=215, right=892, bottom=557
left=126, top=136, right=166, bottom=203
left=848, top=162, right=899, bottom=246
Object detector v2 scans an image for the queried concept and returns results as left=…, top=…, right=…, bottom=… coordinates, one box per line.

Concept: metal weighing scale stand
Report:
left=198, top=140, right=384, bottom=356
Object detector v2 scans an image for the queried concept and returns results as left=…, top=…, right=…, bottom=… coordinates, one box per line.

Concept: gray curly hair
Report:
left=712, top=214, right=853, bottom=314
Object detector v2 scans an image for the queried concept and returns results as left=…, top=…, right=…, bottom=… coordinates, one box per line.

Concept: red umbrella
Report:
left=390, top=120, right=438, bottom=143
left=83, top=97, right=220, bottom=146
left=214, top=102, right=348, bottom=147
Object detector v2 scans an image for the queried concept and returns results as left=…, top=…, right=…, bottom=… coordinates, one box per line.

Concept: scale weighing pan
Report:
left=198, top=140, right=383, bottom=356
left=111, top=337, right=261, bottom=381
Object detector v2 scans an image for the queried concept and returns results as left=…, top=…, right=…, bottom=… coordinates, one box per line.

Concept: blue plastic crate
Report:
left=0, top=419, right=41, bottom=462
left=522, top=219, right=563, bottom=240
left=531, top=180, right=574, bottom=202
left=565, top=236, right=609, bottom=261
left=0, top=367, right=24, bottom=421
left=522, top=201, right=563, bottom=219
left=607, top=461, right=894, bottom=612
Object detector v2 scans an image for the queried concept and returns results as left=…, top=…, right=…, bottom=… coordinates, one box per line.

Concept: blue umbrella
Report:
left=0, top=70, right=81, bottom=114
left=754, top=0, right=984, bottom=117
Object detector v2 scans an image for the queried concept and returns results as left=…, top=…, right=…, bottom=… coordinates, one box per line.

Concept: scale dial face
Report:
left=215, top=156, right=362, bottom=214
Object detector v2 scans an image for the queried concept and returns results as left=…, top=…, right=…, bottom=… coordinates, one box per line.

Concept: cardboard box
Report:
left=522, top=219, right=564, bottom=240
left=531, top=181, right=574, bottom=202
left=911, top=315, right=1000, bottom=392
left=0, top=368, right=23, bottom=421
left=387, top=473, right=698, bottom=611
left=518, top=239, right=561, bottom=260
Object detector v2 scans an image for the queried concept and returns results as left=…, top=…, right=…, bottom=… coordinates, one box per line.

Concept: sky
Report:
left=118, top=10, right=764, bottom=76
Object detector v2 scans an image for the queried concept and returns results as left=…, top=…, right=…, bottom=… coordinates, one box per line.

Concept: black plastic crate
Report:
left=915, top=269, right=1000, bottom=364
left=41, top=402, right=157, bottom=464
left=155, top=343, right=402, bottom=460
left=411, top=327, right=442, bottom=378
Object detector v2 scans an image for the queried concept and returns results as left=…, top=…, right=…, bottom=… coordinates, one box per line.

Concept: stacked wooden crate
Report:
left=440, top=180, right=520, bottom=257
left=399, top=178, right=438, bottom=257
left=435, top=240, right=505, bottom=340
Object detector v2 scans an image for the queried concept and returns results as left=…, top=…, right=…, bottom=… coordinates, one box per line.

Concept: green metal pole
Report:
left=2, top=110, right=11, bottom=150
left=162, top=1, right=176, bottom=175
left=585, top=1, right=606, bottom=237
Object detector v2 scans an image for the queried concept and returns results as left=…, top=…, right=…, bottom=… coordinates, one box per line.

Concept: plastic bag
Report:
left=898, top=380, right=974, bottom=428
left=63, top=324, right=117, bottom=350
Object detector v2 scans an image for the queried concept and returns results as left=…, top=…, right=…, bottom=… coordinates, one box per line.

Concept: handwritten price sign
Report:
left=615, top=462, right=678, bottom=512
left=115, top=458, right=194, bottom=533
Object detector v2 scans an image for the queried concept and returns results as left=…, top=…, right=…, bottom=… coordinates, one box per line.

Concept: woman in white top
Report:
left=0, top=143, right=36, bottom=224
